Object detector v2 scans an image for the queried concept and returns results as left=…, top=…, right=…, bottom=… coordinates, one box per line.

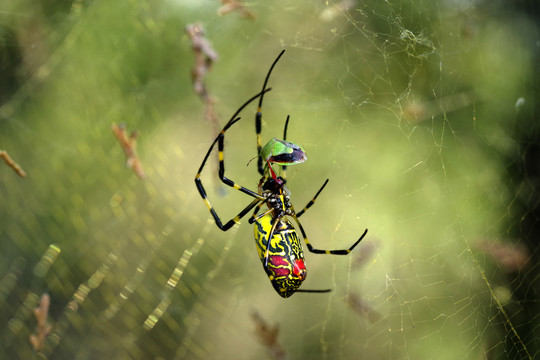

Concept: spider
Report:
left=194, top=50, right=368, bottom=298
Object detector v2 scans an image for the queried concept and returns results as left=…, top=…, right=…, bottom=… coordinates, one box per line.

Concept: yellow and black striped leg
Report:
left=256, top=50, right=286, bottom=176
left=256, top=107, right=264, bottom=176
left=263, top=215, right=280, bottom=267
left=291, top=213, right=368, bottom=255
left=196, top=149, right=264, bottom=230
left=296, top=179, right=329, bottom=218
left=215, top=125, right=266, bottom=200
left=199, top=194, right=261, bottom=231
left=195, top=90, right=270, bottom=231
left=280, top=115, right=291, bottom=180
left=248, top=202, right=270, bottom=224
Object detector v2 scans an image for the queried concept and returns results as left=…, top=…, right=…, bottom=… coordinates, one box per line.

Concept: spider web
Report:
left=0, top=0, right=539, bottom=359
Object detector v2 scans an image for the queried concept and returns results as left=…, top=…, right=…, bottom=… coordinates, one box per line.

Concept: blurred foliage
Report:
left=0, top=0, right=538, bottom=359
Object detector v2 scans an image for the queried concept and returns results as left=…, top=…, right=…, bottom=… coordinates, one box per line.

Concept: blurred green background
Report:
left=1, top=0, right=538, bottom=359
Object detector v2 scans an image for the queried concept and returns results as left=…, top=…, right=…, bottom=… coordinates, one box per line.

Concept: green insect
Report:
left=259, top=137, right=307, bottom=182
left=195, top=50, right=368, bottom=298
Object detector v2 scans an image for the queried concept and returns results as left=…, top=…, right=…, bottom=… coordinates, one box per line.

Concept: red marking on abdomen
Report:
left=293, top=260, right=306, bottom=280
left=269, top=256, right=288, bottom=267
left=269, top=256, right=291, bottom=277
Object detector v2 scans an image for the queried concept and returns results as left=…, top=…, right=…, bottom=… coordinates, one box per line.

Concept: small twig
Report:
left=475, top=239, right=530, bottom=273
left=250, top=311, right=287, bottom=360
left=185, top=23, right=222, bottom=185
left=0, top=150, right=27, bottom=178
left=352, top=240, right=377, bottom=269
left=111, top=123, right=145, bottom=179
left=346, top=292, right=382, bottom=323
left=185, top=23, right=218, bottom=101
left=218, top=0, right=256, bottom=20
left=185, top=23, right=220, bottom=135
left=30, top=293, right=52, bottom=352
left=402, top=91, right=477, bottom=123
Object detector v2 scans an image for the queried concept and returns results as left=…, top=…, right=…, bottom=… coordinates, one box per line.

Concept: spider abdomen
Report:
left=254, top=214, right=307, bottom=298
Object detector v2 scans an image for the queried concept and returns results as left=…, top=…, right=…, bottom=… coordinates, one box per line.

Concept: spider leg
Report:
left=280, top=115, right=290, bottom=180
left=296, top=179, right=329, bottom=218
left=295, top=288, right=331, bottom=294
left=263, top=216, right=281, bottom=267
left=256, top=50, right=286, bottom=176
left=195, top=90, right=271, bottom=231
left=248, top=202, right=272, bottom=224
left=290, top=210, right=368, bottom=255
